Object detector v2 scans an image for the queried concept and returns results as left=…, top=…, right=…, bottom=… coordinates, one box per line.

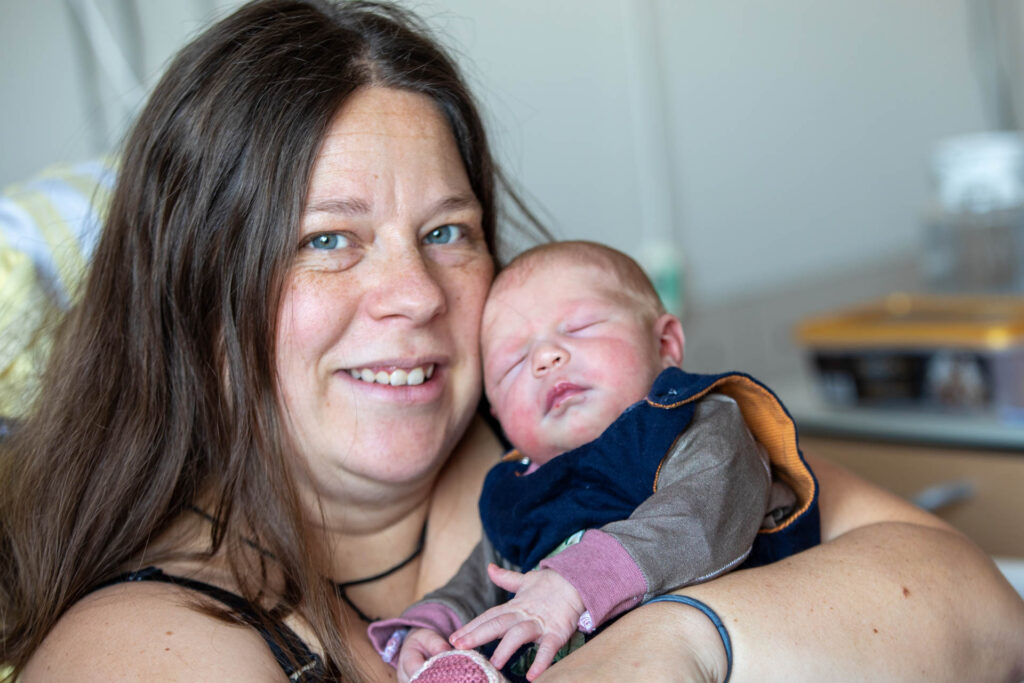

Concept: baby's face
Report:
left=481, top=261, right=672, bottom=464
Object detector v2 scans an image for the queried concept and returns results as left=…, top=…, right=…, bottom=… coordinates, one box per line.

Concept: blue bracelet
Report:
left=643, top=595, right=732, bottom=683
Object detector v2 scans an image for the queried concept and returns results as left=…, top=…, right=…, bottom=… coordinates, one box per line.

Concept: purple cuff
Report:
left=538, top=529, right=647, bottom=628
left=366, top=602, right=464, bottom=661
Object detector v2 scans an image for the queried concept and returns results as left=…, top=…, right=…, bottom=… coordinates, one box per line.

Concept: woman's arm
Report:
left=542, top=454, right=1024, bottom=682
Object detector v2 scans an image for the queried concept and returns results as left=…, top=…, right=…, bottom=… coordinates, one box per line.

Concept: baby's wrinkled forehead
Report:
left=485, top=259, right=613, bottom=317
left=489, top=251, right=613, bottom=299
left=482, top=260, right=638, bottom=341
left=487, top=251, right=650, bottom=312
left=488, top=253, right=549, bottom=293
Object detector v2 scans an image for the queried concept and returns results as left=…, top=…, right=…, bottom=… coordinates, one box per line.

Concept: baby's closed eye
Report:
left=498, top=354, right=527, bottom=382
left=564, top=318, right=605, bottom=334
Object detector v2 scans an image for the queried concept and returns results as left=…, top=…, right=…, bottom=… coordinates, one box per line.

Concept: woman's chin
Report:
left=324, top=437, right=453, bottom=493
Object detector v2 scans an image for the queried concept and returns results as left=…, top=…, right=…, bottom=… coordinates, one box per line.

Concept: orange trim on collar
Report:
left=501, top=449, right=525, bottom=463
left=649, top=376, right=816, bottom=534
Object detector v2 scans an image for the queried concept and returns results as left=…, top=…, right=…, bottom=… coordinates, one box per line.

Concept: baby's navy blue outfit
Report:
left=369, top=368, right=820, bottom=680
left=481, top=367, right=819, bottom=574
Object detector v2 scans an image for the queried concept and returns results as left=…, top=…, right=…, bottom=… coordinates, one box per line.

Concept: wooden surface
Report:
left=801, top=435, right=1024, bottom=557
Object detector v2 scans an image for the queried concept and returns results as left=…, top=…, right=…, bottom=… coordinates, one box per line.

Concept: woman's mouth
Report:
left=347, top=363, right=436, bottom=387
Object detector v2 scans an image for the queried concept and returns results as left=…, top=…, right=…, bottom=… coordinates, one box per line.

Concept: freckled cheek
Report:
left=446, top=266, right=492, bottom=353
left=450, top=259, right=493, bottom=307
left=452, top=290, right=484, bottom=341
left=277, top=273, right=356, bottom=356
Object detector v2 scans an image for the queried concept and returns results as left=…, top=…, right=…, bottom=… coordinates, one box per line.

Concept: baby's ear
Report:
left=654, top=313, right=685, bottom=368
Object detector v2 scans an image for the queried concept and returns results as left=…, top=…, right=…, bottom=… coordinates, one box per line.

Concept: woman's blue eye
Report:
left=308, top=233, right=348, bottom=250
left=424, top=225, right=462, bottom=245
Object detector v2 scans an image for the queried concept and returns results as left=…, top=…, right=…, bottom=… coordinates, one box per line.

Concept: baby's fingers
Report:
left=397, top=650, right=427, bottom=683
left=525, top=634, right=565, bottom=681
left=487, top=563, right=527, bottom=593
left=490, top=621, right=543, bottom=671
left=451, top=610, right=520, bottom=650
left=397, top=631, right=451, bottom=682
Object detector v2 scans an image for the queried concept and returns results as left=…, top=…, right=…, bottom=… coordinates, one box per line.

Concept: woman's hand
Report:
left=452, top=565, right=585, bottom=680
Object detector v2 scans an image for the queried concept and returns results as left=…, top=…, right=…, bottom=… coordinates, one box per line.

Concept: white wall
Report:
left=657, top=1, right=988, bottom=302
left=422, top=0, right=991, bottom=304
left=0, top=0, right=236, bottom=184
left=0, top=0, right=994, bottom=308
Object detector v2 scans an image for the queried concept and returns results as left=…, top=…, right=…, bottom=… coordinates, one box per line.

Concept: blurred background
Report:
left=2, top=0, right=1010, bottom=307
left=3, top=0, right=1024, bottom=585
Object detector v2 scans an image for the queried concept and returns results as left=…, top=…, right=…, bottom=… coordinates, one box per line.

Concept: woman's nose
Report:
left=364, top=248, right=447, bottom=324
left=532, top=342, right=569, bottom=376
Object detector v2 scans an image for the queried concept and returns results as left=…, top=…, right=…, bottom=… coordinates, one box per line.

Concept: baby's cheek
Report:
left=500, top=402, right=542, bottom=456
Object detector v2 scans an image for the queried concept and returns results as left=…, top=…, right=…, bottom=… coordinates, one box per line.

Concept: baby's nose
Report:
left=532, top=343, right=569, bottom=375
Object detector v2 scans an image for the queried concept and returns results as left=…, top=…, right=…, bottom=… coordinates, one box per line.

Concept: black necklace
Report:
left=334, top=521, right=428, bottom=623
left=188, top=505, right=426, bottom=623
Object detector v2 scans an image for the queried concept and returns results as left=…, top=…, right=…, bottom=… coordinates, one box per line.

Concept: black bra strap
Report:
left=98, top=567, right=326, bottom=681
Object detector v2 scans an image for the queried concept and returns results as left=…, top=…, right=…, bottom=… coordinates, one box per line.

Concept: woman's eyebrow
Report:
left=430, top=194, right=480, bottom=215
left=305, top=194, right=479, bottom=217
left=306, top=197, right=372, bottom=216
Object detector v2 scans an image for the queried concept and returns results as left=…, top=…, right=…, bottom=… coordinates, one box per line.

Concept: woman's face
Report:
left=275, top=87, right=494, bottom=503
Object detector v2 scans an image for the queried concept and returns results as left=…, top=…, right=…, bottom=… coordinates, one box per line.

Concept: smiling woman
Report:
left=275, top=86, right=494, bottom=494
left=0, top=1, right=511, bottom=679
left=1, top=0, right=1022, bottom=681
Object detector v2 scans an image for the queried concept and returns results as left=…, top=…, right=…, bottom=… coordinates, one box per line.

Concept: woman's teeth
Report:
left=349, top=364, right=435, bottom=386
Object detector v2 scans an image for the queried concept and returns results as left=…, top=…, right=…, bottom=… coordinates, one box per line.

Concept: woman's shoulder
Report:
left=21, top=577, right=286, bottom=682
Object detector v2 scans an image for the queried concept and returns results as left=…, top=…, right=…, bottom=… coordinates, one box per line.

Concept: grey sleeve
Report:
left=599, top=393, right=772, bottom=598
left=415, top=534, right=517, bottom=626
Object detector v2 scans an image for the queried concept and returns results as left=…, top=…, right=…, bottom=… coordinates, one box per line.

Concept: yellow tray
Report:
left=795, top=293, right=1024, bottom=351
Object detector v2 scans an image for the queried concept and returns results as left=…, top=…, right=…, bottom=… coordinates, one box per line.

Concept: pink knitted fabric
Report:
left=409, top=650, right=508, bottom=683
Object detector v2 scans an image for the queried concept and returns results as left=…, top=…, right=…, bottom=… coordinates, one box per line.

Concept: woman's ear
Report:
left=654, top=313, right=685, bottom=368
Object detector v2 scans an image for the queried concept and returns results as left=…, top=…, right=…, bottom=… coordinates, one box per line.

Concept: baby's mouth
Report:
left=348, top=364, right=436, bottom=387
left=546, top=382, right=585, bottom=413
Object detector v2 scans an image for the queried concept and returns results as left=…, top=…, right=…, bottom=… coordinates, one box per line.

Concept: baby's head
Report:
left=481, top=241, right=685, bottom=464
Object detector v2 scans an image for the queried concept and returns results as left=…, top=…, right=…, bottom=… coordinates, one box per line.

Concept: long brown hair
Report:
left=0, top=0, right=544, bottom=676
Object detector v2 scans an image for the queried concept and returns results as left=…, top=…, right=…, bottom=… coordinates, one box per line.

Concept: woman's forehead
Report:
left=305, top=87, right=471, bottom=207
left=328, top=86, right=446, bottom=139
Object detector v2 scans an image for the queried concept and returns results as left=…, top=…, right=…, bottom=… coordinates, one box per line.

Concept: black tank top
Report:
left=97, top=567, right=328, bottom=681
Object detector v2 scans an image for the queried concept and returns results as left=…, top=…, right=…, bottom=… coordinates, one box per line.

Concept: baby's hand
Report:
left=396, top=628, right=453, bottom=683
left=450, top=564, right=585, bottom=681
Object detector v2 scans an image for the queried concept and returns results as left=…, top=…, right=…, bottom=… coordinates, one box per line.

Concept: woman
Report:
left=1, top=1, right=1021, bottom=680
